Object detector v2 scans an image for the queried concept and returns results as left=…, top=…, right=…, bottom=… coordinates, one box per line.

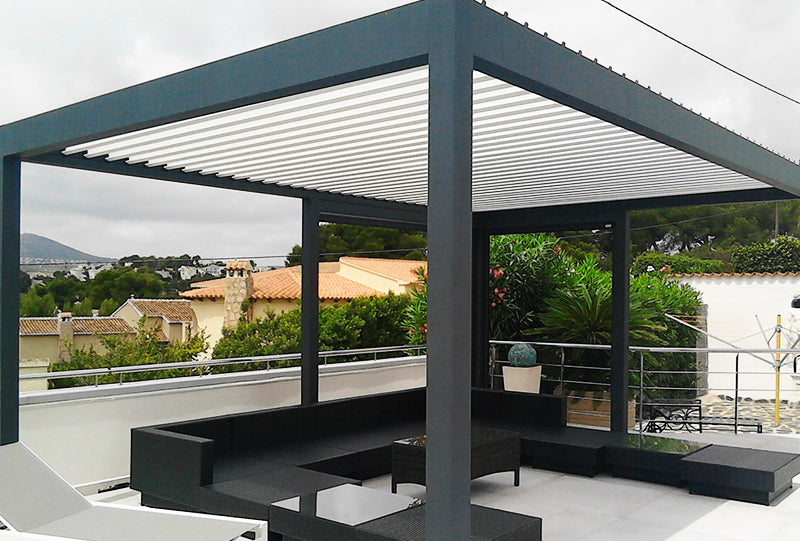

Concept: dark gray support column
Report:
left=1, top=156, right=21, bottom=445
left=426, top=0, right=473, bottom=539
left=472, top=231, right=490, bottom=388
left=301, top=198, right=320, bottom=405
left=610, top=210, right=631, bottom=433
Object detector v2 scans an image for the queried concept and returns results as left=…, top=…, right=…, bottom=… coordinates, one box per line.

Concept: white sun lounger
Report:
left=0, top=442, right=265, bottom=541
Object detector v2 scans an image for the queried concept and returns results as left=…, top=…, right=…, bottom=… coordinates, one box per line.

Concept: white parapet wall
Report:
left=677, top=273, right=800, bottom=400
left=19, top=356, right=426, bottom=487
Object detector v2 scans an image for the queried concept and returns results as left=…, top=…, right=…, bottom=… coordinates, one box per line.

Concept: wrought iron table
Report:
left=391, top=426, right=520, bottom=493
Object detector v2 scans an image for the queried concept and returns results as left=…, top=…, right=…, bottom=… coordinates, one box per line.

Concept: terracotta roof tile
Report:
left=339, top=257, right=426, bottom=283
left=225, top=260, right=252, bottom=271
left=127, top=299, right=194, bottom=322
left=182, top=266, right=381, bottom=301
left=19, top=317, right=136, bottom=336
left=671, top=271, right=800, bottom=278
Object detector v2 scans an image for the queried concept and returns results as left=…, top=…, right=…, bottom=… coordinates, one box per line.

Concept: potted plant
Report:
left=503, top=343, right=541, bottom=393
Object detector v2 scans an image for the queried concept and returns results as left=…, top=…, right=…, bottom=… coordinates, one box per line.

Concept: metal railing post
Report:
left=638, top=351, right=644, bottom=435
left=559, top=347, right=565, bottom=392
left=734, top=353, right=740, bottom=434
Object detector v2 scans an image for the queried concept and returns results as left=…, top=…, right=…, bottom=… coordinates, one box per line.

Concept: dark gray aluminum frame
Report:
left=2, top=0, right=799, bottom=538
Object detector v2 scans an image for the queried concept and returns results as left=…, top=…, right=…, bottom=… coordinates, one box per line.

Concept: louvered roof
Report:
left=62, top=67, right=770, bottom=213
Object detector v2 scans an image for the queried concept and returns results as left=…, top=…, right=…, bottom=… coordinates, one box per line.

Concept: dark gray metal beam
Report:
left=28, top=152, right=427, bottom=228
left=0, top=2, right=429, bottom=158
left=0, top=157, right=21, bottom=445
left=610, top=211, right=631, bottom=433
left=471, top=231, right=490, bottom=388
left=469, top=2, right=800, bottom=196
left=473, top=187, right=795, bottom=235
left=426, top=0, right=473, bottom=538
left=301, top=198, right=320, bottom=405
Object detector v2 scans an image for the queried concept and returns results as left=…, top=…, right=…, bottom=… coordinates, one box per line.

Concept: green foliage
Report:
left=488, top=234, right=572, bottom=340
left=50, top=319, right=208, bottom=388
left=630, top=201, right=800, bottom=254
left=213, top=295, right=411, bottom=366
left=87, top=267, right=164, bottom=306
left=631, top=252, right=725, bottom=276
left=19, top=289, right=57, bottom=316
left=19, top=271, right=31, bottom=294
left=403, top=268, right=428, bottom=345
left=731, top=236, right=800, bottom=273
left=18, top=266, right=165, bottom=316
left=286, top=224, right=426, bottom=266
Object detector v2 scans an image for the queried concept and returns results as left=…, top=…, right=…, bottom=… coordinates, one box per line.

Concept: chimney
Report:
left=57, top=312, right=74, bottom=362
left=91, top=309, right=99, bottom=318
left=223, top=260, right=254, bottom=328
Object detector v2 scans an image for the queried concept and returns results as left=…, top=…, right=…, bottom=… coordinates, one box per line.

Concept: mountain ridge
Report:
left=20, top=233, right=114, bottom=264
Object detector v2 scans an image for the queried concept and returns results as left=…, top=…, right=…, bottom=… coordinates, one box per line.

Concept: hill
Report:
left=20, top=233, right=113, bottom=265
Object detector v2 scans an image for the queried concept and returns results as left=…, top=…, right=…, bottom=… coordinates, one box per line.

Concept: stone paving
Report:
left=651, top=394, right=800, bottom=435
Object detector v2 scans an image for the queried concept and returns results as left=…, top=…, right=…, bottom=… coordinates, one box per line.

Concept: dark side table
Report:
left=391, top=426, right=520, bottom=493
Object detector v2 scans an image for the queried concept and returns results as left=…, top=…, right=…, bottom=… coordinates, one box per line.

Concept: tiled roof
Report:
left=671, top=272, right=800, bottom=278
left=182, top=266, right=381, bottom=301
left=225, top=260, right=252, bottom=271
left=340, top=257, right=426, bottom=283
left=125, top=299, right=194, bottom=322
left=19, top=317, right=136, bottom=336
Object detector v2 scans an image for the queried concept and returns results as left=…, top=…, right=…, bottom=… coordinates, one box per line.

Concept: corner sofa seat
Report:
left=131, top=387, right=580, bottom=521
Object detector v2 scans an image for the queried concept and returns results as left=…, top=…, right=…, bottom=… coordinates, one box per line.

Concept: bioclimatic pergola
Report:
left=2, top=0, right=799, bottom=539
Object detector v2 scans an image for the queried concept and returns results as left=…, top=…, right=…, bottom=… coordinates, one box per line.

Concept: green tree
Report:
left=286, top=224, right=426, bottom=265
left=19, top=289, right=57, bottom=316
left=87, top=266, right=164, bottom=306
left=19, top=271, right=31, bottom=294
left=50, top=320, right=208, bottom=388
left=731, top=236, right=800, bottom=273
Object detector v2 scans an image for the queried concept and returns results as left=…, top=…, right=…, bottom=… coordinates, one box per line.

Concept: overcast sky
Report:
left=2, top=0, right=798, bottom=263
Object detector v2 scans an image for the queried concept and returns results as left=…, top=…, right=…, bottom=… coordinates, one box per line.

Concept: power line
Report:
left=599, top=0, right=800, bottom=107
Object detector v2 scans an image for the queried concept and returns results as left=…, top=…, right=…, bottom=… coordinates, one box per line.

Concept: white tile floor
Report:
left=94, top=431, right=800, bottom=541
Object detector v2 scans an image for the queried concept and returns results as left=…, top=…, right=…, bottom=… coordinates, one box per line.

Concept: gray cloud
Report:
left=4, top=0, right=799, bottom=260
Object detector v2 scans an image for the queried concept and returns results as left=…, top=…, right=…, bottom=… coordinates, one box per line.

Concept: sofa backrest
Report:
left=169, top=417, right=234, bottom=456
left=472, top=388, right=567, bottom=428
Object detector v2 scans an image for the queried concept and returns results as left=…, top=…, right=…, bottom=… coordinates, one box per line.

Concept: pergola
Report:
left=2, top=0, right=799, bottom=538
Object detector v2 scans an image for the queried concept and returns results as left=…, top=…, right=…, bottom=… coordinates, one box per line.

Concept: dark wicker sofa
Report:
left=130, top=387, right=584, bottom=520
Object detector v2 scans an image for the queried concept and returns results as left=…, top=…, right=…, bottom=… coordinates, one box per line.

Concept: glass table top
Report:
left=394, top=426, right=518, bottom=448
left=611, top=434, right=710, bottom=455
left=271, top=484, right=423, bottom=526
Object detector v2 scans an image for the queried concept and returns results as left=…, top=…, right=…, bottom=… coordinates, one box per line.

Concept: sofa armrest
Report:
left=130, top=427, right=215, bottom=500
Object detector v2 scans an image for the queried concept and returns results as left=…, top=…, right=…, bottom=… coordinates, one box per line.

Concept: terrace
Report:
left=2, top=0, right=800, bottom=539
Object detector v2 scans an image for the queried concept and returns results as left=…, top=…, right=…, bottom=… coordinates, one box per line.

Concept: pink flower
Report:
left=491, top=302, right=496, bottom=307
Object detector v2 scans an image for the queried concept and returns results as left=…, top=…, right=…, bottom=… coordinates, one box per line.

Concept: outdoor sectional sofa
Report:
left=130, top=387, right=580, bottom=521
left=131, top=386, right=800, bottom=526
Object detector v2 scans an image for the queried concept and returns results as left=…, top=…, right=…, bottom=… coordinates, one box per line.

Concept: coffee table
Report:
left=269, top=484, right=422, bottom=541
left=391, top=426, right=520, bottom=493
left=604, top=434, right=709, bottom=486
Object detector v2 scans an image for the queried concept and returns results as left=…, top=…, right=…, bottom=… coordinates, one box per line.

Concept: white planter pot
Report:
left=502, top=365, right=542, bottom=393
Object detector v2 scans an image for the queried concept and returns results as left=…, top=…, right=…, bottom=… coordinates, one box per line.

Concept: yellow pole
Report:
left=776, top=315, right=781, bottom=425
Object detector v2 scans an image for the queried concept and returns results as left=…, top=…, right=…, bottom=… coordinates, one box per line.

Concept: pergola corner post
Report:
left=610, top=210, right=631, bottom=433
left=471, top=230, right=490, bottom=388
left=426, top=0, right=474, bottom=538
left=0, top=156, right=21, bottom=445
left=301, top=197, right=320, bottom=405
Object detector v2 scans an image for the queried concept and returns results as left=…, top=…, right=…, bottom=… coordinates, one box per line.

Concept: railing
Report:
left=21, top=344, right=427, bottom=388
left=490, top=340, right=800, bottom=434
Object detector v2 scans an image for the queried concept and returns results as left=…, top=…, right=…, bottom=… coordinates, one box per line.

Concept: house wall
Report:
left=337, top=262, right=409, bottom=294
left=114, top=303, right=143, bottom=328
left=677, top=274, right=800, bottom=400
left=191, top=299, right=226, bottom=347
left=20, top=335, right=59, bottom=363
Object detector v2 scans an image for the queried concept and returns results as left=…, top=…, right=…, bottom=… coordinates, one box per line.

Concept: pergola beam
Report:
left=469, top=3, right=800, bottom=196
left=0, top=2, right=429, bottom=159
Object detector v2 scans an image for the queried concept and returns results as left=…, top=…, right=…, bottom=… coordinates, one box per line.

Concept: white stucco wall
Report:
left=678, top=274, right=800, bottom=399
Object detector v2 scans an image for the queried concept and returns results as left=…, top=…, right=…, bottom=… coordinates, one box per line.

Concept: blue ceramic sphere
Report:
left=508, top=343, right=537, bottom=367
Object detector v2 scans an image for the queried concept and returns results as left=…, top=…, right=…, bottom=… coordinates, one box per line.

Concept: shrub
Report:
left=731, top=236, right=800, bottom=273
left=631, top=252, right=725, bottom=276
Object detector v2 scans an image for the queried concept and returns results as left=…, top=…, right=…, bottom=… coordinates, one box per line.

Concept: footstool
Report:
left=680, top=445, right=800, bottom=505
